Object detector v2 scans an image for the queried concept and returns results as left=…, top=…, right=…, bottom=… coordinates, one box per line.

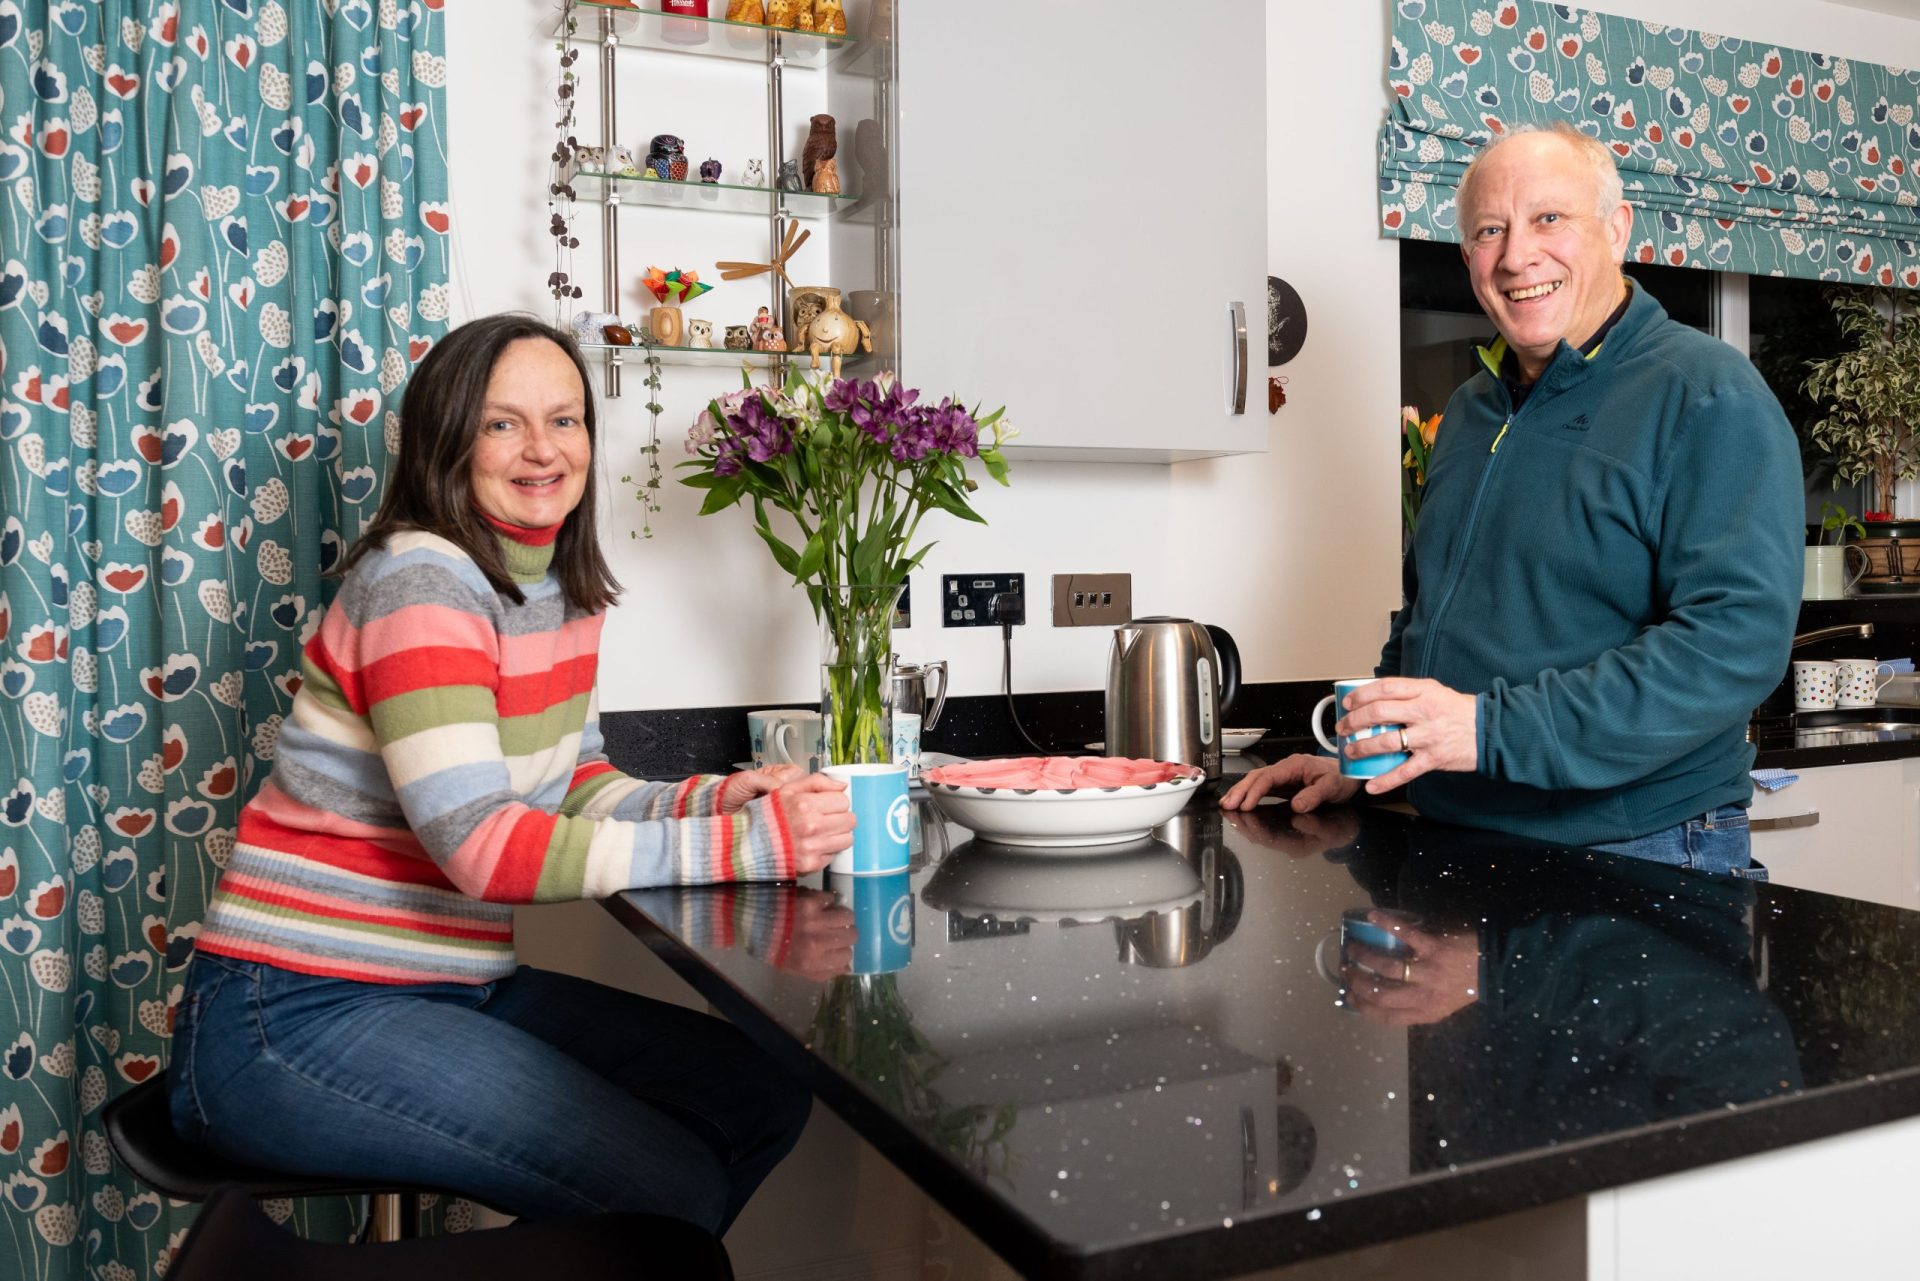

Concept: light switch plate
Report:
left=1051, top=573, right=1132, bottom=627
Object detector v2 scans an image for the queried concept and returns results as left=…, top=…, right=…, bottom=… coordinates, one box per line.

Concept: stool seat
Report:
left=172, top=1186, right=733, bottom=1281
left=103, top=1073, right=448, bottom=1205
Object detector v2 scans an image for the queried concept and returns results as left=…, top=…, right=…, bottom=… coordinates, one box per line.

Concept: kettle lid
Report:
left=1128, top=615, right=1193, bottom=625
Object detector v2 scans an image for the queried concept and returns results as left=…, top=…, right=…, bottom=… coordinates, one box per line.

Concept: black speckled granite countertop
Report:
left=605, top=793, right=1920, bottom=1280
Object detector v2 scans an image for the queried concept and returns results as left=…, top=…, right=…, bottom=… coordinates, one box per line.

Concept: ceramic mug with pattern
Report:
left=1792, top=660, right=1840, bottom=711
left=1833, top=659, right=1895, bottom=708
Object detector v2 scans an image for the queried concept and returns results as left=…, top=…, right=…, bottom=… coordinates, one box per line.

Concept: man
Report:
left=1224, top=123, right=1803, bottom=874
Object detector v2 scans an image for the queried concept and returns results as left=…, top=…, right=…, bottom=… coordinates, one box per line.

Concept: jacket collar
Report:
left=1474, top=279, right=1660, bottom=406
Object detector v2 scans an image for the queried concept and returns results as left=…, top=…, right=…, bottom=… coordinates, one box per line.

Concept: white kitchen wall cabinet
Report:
left=897, top=4, right=1269, bottom=462
left=1748, top=760, right=1920, bottom=910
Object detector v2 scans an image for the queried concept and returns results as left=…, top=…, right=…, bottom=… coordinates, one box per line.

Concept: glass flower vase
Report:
left=819, top=584, right=901, bottom=765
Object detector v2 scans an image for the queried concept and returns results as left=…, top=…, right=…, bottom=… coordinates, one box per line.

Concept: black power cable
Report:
left=990, top=592, right=1050, bottom=754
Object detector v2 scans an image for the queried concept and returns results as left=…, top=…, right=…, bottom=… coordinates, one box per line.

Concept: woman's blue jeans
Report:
left=1584, top=803, right=1765, bottom=879
left=169, top=954, right=811, bottom=1233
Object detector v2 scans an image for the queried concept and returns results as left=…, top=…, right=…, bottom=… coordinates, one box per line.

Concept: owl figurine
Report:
left=686, top=319, right=715, bottom=349
left=725, top=0, right=763, bottom=21
left=814, top=0, right=846, bottom=35
left=743, top=159, right=766, bottom=187
left=766, top=0, right=801, bottom=29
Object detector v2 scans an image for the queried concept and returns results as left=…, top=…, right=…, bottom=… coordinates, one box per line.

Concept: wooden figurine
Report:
left=725, top=0, right=763, bottom=22
left=686, top=319, right=714, bottom=349
left=811, top=156, right=839, bottom=195
left=802, top=114, right=837, bottom=189
left=814, top=0, right=846, bottom=35
left=648, top=304, right=684, bottom=347
left=802, top=294, right=871, bottom=377
left=766, top=0, right=801, bottom=29
left=795, top=6, right=815, bottom=32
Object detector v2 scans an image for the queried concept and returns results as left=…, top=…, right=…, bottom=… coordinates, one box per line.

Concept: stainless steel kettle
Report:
left=890, top=660, right=948, bottom=731
left=1106, top=618, right=1241, bottom=778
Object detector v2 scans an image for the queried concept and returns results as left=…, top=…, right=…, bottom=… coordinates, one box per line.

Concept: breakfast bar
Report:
left=604, top=794, right=1920, bottom=1279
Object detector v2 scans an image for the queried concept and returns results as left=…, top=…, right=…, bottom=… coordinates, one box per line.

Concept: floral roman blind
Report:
left=1379, top=0, right=1920, bottom=286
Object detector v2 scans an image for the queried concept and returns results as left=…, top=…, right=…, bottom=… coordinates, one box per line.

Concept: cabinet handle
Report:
left=1752, top=811, right=1819, bottom=832
left=1228, top=301, right=1248, bottom=416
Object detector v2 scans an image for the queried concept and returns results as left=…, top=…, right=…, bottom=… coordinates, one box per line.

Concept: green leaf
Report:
left=795, top=530, right=827, bottom=581
left=699, top=475, right=745, bottom=515
left=925, top=484, right=988, bottom=524
left=679, top=470, right=725, bottom=490
left=980, top=448, right=1011, bottom=486
left=753, top=523, right=802, bottom=576
left=852, top=516, right=890, bottom=583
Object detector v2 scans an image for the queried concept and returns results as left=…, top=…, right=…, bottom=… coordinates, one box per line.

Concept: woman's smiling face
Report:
left=468, top=337, right=590, bottom=528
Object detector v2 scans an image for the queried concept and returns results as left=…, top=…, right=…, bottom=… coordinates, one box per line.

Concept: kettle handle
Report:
left=1207, top=625, right=1241, bottom=720
left=923, top=660, right=949, bottom=732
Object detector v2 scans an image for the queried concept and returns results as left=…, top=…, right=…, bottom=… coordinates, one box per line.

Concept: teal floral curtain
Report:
left=0, top=2, right=449, bottom=1276
left=1380, top=0, right=1920, bottom=285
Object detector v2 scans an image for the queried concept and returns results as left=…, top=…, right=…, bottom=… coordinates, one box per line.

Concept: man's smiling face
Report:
left=1460, top=132, right=1633, bottom=382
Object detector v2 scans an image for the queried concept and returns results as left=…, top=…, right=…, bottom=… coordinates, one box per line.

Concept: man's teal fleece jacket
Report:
left=1383, top=282, right=1803, bottom=846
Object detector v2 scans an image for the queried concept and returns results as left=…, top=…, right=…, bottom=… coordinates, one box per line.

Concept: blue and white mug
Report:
left=828, top=869, right=914, bottom=974
left=824, top=763, right=912, bottom=876
left=891, top=711, right=922, bottom=778
left=747, top=709, right=823, bottom=772
left=1311, top=678, right=1409, bottom=779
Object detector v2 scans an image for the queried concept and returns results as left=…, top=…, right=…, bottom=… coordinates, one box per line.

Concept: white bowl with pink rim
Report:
left=920, top=756, right=1205, bottom=849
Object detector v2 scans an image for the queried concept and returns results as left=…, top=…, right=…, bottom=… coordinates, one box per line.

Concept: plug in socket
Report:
left=1051, top=573, right=1132, bottom=627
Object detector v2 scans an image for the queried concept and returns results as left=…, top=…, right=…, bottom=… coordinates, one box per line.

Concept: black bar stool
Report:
left=171, top=1184, right=734, bottom=1281
left=102, top=1072, right=441, bottom=1240
left=104, top=1072, right=733, bottom=1278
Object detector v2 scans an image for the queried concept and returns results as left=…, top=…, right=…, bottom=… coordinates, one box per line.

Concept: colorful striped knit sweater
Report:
left=197, top=526, right=796, bottom=985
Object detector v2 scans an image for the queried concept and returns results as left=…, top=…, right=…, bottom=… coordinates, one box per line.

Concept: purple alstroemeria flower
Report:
left=727, top=393, right=796, bottom=463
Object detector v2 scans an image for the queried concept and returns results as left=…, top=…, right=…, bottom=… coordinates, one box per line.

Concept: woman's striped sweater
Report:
left=197, top=526, right=795, bottom=985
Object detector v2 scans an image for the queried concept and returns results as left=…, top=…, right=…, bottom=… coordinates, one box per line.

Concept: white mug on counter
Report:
left=747, top=709, right=824, bottom=772
left=1792, top=660, right=1840, bottom=711
left=1833, top=658, right=1896, bottom=708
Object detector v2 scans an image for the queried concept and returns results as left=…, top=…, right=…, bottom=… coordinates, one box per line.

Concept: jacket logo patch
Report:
left=1561, top=413, right=1591, bottom=432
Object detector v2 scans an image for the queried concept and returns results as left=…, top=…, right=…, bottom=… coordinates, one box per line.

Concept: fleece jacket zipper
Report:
left=1416, top=369, right=1522, bottom=682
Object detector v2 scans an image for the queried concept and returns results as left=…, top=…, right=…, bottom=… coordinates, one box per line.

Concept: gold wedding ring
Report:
left=1401, top=958, right=1413, bottom=983
left=1398, top=727, right=1411, bottom=754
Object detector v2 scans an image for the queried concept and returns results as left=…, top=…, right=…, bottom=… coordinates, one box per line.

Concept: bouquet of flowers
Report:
left=1401, top=404, right=1441, bottom=535
left=684, top=367, right=1010, bottom=764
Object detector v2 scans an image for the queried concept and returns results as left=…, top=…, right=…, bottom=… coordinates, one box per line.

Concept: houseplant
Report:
left=1803, top=286, right=1920, bottom=591
left=683, top=368, right=1010, bottom=763
left=1400, top=404, right=1441, bottom=537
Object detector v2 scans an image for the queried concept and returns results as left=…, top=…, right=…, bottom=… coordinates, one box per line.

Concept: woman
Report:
left=170, top=314, right=854, bottom=1233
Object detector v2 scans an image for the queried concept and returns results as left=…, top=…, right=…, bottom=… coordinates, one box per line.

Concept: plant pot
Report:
left=819, top=584, right=902, bottom=765
left=1846, top=520, right=1920, bottom=594
left=1804, top=545, right=1869, bottom=600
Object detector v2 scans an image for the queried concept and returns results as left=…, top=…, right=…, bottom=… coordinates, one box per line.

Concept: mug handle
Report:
left=1845, top=544, right=1871, bottom=593
left=770, top=720, right=799, bottom=765
left=1876, top=662, right=1898, bottom=692
left=1311, top=694, right=1340, bottom=755
left=1313, top=929, right=1345, bottom=986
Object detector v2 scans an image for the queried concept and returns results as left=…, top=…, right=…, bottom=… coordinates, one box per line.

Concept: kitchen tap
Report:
left=1790, top=622, right=1874, bottom=650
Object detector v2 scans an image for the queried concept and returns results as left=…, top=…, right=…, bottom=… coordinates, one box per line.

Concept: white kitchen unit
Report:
left=897, top=3, right=1269, bottom=462
left=1747, top=759, right=1920, bottom=909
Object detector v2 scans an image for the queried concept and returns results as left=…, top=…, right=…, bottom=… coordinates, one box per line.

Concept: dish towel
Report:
left=1882, top=658, right=1915, bottom=674
left=1751, top=768, right=1798, bottom=792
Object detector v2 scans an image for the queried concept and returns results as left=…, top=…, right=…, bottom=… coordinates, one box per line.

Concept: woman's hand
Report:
left=718, top=764, right=805, bottom=813
left=775, top=773, right=855, bottom=875
left=1219, top=754, right=1363, bottom=812
left=778, top=888, right=856, bottom=981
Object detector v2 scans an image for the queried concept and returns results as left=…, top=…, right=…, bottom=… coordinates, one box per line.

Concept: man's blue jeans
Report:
left=169, top=954, right=811, bottom=1232
left=1584, top=803, right=1765, bottom=879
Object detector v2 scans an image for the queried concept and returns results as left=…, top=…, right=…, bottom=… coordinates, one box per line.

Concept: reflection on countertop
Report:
left=613, top=799, right=1920, bottom=1278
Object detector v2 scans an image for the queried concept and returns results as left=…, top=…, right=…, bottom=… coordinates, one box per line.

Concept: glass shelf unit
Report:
left=569, top=170, right=859, bottom=219
left=580, top=341, right=872, bottom=371
left=555, top=2, right=862, bottom=69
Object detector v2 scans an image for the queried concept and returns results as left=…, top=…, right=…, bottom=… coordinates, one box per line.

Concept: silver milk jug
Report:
left=1106, top=618, right=1241, bottom=778
left=891, top=660, right=949, bottom=731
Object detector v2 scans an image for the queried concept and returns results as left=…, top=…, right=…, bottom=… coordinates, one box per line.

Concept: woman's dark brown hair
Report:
left=341, top=314, right=621, bottom=612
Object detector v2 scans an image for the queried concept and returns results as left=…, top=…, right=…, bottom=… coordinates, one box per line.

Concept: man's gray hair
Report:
left=1454, top=121, right=1626, bottom=224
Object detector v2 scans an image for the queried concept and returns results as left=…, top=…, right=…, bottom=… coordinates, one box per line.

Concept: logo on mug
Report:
left=887, top=895, right=914, bottom=945
left=886, top=794, right=912, bottom=845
